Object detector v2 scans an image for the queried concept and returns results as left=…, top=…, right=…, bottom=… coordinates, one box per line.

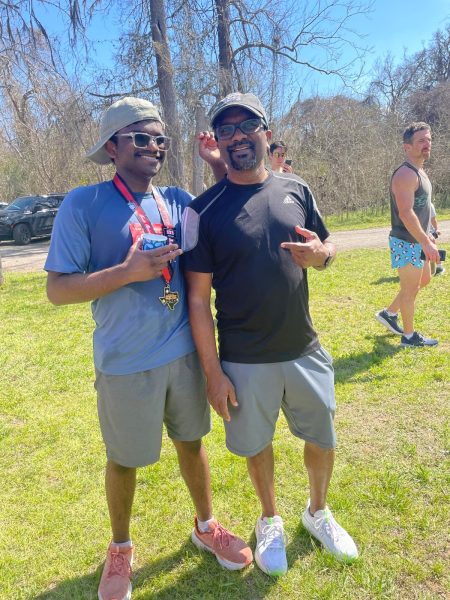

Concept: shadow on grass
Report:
left=334, top=335, right=402, bottom=383
left=133, top=529, right=315, bottom=600
left=33, top=532, right=316, bottom=599
left=285, top=523, right=317, bottom=572
left=371, top=275, right=399, bottom=285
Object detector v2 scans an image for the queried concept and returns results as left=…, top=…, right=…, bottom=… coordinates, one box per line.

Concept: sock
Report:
left=404, top=332, right=414, bottom=339
left=261, top=515, right=281, bottom=524
left=113, top=540, right=133, bottom=548
left=386, top=309, right=397, bottom=317
left=197, top=517, right=215, bottom=532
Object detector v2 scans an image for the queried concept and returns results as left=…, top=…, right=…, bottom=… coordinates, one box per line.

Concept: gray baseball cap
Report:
left=86, top=97, right=164, bottom=165
left=210, top=92, right=269, bottom=128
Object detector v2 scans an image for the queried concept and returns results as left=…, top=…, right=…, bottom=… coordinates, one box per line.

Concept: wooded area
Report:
left=0, top=1, right=449, bottom=215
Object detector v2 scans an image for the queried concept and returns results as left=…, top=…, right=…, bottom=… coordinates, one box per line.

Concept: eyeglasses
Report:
left=215, top=118, right=264, bottom=140
left=273, top=152, right=286, bottom=158
left=113, top=132, right=171, bottom=151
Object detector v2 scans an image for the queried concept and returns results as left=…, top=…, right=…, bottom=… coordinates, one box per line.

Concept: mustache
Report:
left=226, top=139, right=255, bottom=152
left=135, top=150, right=164, bottom=160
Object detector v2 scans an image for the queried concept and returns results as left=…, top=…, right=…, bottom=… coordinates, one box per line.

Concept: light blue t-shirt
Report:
left=45, top=180, right=195, bottom=375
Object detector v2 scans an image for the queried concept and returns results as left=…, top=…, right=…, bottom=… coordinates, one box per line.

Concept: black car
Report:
left=0, top=194, right=66, bottom=245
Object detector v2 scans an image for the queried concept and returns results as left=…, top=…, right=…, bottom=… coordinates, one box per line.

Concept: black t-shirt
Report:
left=183, top=171, right=329, bottom=363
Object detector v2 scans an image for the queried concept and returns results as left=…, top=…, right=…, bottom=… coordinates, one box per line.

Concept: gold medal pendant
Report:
left=159, top=285, right=179, bottom=310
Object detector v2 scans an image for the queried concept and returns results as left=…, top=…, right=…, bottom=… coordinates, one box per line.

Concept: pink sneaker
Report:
left=191, top=517, right=253, bottom=570
left=98, top=543, right=133, bottom=600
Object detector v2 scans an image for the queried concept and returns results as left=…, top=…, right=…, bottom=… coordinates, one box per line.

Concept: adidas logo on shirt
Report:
left=282, top=195, right=295, bottom=204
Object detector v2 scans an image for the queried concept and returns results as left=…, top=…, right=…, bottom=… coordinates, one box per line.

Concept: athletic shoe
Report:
left=375, top=309, right=403, bottom=335
left=400, top=332, right=438, bottom=347
left=254, top=515, right=288, bottom=576
left=98, top=543, right=133, bottom=600
left=191, top=517, right=253, bottom=570
left=302, top=502, right=358, bottom=562
left=434, top=265, right=445, bottom=276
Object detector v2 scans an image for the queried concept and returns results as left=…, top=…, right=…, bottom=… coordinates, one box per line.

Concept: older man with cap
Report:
left=184, top=92, right=358, bottom=577
left=45, top=97, right=252, bottom=600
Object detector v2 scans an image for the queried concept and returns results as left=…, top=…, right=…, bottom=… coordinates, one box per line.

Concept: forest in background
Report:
left=0, top=1, right=449, bottom=215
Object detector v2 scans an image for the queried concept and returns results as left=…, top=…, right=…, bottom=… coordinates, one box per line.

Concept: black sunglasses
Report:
left=215, top=118, right=265, bottom=140
left=113, top=132, right=171, bottom=151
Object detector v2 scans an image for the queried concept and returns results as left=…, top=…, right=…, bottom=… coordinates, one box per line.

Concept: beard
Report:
left=227, top=140, right=257, bottom=171
left=230, top=156, right=257, bottom=171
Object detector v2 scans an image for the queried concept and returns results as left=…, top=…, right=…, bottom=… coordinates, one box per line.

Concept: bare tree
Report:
left=369, top=50, right=427, bottom=114
left=105, top=0, right=373, bottom=184
left=0, top=26, right=104, bottom=197
left=279, top=95, right=400, bottom=216
left=424, top=25, right=450, bottom=85
left=215, top=0, right=234, bottom=96
left=0, top=0, right=385, bottom=215
left=150, top=0, right=185, bottom=187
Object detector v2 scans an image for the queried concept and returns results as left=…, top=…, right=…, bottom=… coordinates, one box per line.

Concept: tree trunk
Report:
left=215, top=0, right=234, bottom=96
left=150, top=0, right=185, bottom=188
left=192, top=104, right=208, bottom=196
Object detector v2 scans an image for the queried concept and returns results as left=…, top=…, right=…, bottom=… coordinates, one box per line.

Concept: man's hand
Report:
left=206, top=370, right=238, bottom=422
left=281, top=163, right=293, bottom=173
left=197, top=131, right=227, bottom=181
left=198, top=131, right=221, bottom=164
left=421, top=238, right=440, bottom=263
left=280, top=226, right=329, bottom=269
left=122, top=240, right=183, bottom=283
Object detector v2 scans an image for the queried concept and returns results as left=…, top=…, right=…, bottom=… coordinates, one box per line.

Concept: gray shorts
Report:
left=95, top=352, right=211, bottom=468
left=221, top=347, right=336, bottom=457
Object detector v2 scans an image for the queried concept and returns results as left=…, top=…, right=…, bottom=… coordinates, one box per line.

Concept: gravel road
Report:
left=1, top=221, right=449, bottom=273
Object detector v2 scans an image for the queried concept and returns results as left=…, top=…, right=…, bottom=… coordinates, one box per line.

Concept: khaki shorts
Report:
left=95, top=352, right=210, bottom=467
left=221, top=347, right=336, bottom=457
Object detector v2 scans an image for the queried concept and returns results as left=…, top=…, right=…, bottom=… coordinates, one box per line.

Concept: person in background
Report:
left=45, top=97, right=252, bottom=600
left=269, top=140, right=293, bottom=173
left=375, top=122, right=440, bottom=347
left=430, top=202, right=445, bottom=276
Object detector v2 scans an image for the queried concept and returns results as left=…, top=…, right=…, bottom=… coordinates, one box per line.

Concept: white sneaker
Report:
left=302, top=501, right=358, bottom=562
left=254, top=515, right=288, bottom=576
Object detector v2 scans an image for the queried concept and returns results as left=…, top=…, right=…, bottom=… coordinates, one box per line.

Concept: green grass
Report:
left=324, top=208, right=450, bottom=231
left=1, top=249, right=449, bottom=600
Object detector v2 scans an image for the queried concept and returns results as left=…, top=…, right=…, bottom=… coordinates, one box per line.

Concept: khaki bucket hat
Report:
left=86, top=97, right=164, bottom=165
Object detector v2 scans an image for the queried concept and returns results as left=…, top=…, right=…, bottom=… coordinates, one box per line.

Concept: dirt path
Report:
left=1, top=221, right=449, bottom=273
left=0, top=238, right=52, bottom=273
left=328, top=220, right=450, bottom=250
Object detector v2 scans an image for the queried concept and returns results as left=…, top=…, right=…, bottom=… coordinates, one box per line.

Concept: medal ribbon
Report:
left=112, top=172, right=174, bottom=284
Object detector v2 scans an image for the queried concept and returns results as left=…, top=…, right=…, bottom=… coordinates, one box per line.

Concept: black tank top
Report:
left=389, top=162, right=431, bottom=243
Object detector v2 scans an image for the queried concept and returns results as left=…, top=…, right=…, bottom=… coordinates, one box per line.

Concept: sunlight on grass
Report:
left=1, top=250, right=449, bottom=599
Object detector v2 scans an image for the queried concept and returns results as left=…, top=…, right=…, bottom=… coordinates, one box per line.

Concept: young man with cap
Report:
left=45, top=97, right=252, bottom=600
left=184, top=92, right=358, bottom=577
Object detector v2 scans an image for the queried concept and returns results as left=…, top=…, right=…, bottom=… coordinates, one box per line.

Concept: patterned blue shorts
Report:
left=389, top=236, right=424, bottom=269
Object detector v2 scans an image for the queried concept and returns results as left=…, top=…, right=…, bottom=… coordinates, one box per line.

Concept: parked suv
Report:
left=0, top=194, right=65, bottom=245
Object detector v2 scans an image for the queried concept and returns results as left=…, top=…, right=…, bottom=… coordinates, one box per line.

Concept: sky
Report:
left=361, top=0, right=449, bottom=58
left=36, top=0, right=450, bottom=98
left=296, top=0, right=450, bottom=96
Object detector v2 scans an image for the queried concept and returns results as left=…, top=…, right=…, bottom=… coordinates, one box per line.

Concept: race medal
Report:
left=159, top=285, right=179, bottom=310
left=113, top=174, right=179, bottom=311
